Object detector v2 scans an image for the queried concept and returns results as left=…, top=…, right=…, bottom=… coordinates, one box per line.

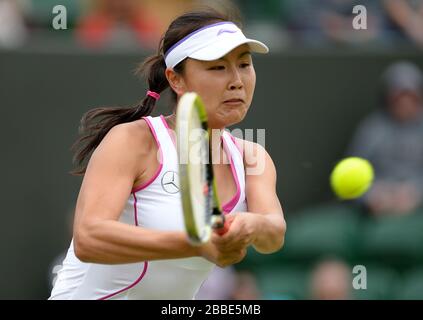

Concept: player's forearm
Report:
left=74, top=220, right=199, bottom=264
left=251, top=212, right=286, bottom=254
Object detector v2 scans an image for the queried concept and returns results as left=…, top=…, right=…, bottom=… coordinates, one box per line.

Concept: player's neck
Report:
left=210, top=134, right=228, bottom=165
left=164, top=113, right=227, bottom=163
left=164, top=114, right=176, bottom=130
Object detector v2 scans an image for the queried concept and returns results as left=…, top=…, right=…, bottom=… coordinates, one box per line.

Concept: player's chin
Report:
left=218, top=106, right=248, bottom=126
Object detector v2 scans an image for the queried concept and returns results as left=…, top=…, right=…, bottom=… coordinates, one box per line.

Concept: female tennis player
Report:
left=49, top=9, right=286, bottom=300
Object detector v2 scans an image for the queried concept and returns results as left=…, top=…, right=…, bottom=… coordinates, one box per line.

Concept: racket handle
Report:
left=211, top=213, right=227, bottom=235
left=216, top=221, right=229, bottom=235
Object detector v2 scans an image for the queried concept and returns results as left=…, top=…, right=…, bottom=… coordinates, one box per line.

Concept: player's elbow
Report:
left=270, top=218, right=287, bottom=253
left=73, top=225, right=95, bottom=263
left=280, top=218, right=287, bottom=247
left=254, top=216, right=286, bottom=254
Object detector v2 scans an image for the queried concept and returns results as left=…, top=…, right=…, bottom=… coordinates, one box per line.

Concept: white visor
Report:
left=164, top=22, right=269, bottom=69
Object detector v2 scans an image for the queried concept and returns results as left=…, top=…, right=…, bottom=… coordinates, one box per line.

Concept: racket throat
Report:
left=211, top=211, right=225, bottom=229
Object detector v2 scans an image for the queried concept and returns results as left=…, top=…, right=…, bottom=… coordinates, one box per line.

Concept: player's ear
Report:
left=165, top=68, right=186, bottom=96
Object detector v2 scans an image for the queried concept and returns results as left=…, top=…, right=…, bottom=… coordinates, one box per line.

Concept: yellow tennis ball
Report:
left=330, top=157, right=374, bottom=200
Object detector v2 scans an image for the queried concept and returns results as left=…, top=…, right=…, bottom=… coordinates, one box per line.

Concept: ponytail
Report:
left=70, top=51, right=169, bottom=176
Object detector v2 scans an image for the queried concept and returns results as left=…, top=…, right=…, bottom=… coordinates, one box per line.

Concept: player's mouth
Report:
left=223, top=98, right=244, bottom=106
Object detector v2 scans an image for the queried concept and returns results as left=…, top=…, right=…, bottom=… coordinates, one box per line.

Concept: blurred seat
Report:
left=255, top=264, right=402, bottom=300
left=396, top=268, right=423, bottom=300
left=255, top=266, right=309, bottom=300
left=237, top=244, right=285, bottom=271
left=359, top=211, right=423, bottom=268
left=281, top=203, right=361, bottom=263
left=352, top=265, right=401, bottom=300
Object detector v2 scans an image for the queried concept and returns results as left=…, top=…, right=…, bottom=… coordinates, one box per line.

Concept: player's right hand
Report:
left=198, top=238, right=246, bottom=267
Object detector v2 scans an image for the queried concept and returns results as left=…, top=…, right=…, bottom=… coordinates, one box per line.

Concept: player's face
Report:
left=180, top=44, right=256, bottom=129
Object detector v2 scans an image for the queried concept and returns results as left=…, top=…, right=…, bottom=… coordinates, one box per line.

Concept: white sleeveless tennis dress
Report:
left=49, top=115, right=247, bottom=300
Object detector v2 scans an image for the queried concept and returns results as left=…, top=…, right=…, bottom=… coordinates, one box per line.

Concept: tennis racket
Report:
left=176, top=92, right=228, bottom=245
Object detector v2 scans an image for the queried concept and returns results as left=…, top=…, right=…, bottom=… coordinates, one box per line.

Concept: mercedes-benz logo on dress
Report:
left=161, top=171, right=180, bottom=194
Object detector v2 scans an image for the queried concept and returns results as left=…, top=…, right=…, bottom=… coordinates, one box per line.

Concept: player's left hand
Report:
left=211, top=212, right=257, bottom=251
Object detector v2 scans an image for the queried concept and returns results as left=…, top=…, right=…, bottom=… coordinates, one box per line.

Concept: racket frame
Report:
left=176, top=92, right=224, bottom=245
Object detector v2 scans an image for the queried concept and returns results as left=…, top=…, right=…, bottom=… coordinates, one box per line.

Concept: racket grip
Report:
left=211, top=214, right=228, bottom=235
left=216, top=221, right=229, bottom=235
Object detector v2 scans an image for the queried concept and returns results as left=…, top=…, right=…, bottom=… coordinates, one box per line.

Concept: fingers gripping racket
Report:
left=176, top=92, right=228, bottom=245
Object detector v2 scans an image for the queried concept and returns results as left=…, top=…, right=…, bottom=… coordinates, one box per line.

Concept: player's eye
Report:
left=240, top=63, right=251, bottom=68
left=208, top=66, right=225, bottom=71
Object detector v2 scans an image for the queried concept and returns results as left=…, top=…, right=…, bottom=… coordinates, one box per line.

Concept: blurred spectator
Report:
left=235, top=0, right=291, bottom=50
left=230, top=270, right=262, bottom=300
left=236, top=0, right=282, bottom=22
left=309, top=258, right=352, bottom=300
left=199, top=0, right=240, bottom=18
left=142, top=0, right=197, bottom=35
left=195, top=266, right=237, bottom=300
left=284, top=0, right=385, bottom=48
left=76, top=0, right=161, bottom=49
left=0, top=0, right=29, bottom=48
left=195, top=267, right=261, bottom=300
left=347, top=61, right=423, bottom=216
left=382, top=0, right=423, bottom=49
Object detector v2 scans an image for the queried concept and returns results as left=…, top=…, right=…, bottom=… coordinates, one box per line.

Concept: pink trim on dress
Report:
left=133, top=192, right=139, bottom=227
left=98, top=262, right=148, bottom=300
left=98, top=193, right=148, bottom=300
left=221, top=134, right=241, bottom=213
left=229, top=133, right=243, bottom=157
left=160, top=115, right=170, bottom=129
left=132, top=117, right=164, bottom=193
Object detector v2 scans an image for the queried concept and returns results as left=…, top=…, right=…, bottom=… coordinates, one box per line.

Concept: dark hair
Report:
left=70, top=8, right=240, bottom=176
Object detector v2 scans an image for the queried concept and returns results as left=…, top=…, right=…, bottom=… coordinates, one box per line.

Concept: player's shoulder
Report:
left=230, top=135, right=276, bottom=179
left=230, top=135, right=268, bottom=157
left=99, top=119, right=154, bottom=157
left=229, top=135, right=274, bottom=169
